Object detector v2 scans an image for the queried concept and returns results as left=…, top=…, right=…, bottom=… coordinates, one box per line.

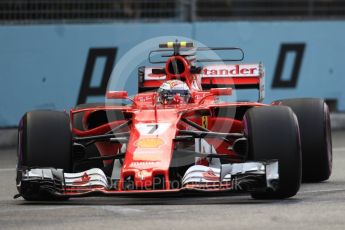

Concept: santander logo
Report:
left=202, top=64, right=260, bottom=77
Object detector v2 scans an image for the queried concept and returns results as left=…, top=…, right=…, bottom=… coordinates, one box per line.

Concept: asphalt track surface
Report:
left=0, top=131, right=344, bottom=230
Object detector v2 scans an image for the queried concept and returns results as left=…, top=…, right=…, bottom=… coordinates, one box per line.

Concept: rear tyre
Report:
left=244, top=106, right=302, bottom=199
left=274, top=98, right=332, bottom=182
left=17, top=110, right=72, bottom=201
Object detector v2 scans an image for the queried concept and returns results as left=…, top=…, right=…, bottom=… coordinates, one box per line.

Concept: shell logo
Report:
left=136, top=138, right=164, bottom=148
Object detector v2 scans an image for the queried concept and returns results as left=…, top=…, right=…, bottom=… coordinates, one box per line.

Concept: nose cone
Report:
left=134, top=169, right=154, bottom=188
left=122, top=166, right=168, bottom=189
left=120, top=109, right=181, bottom=190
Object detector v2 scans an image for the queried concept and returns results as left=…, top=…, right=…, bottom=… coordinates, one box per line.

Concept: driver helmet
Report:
left=158, top=80, right=191, bottom=105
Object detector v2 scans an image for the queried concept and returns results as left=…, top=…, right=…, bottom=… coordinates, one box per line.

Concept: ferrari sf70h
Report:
left=16, top=41, right=332, bottom=200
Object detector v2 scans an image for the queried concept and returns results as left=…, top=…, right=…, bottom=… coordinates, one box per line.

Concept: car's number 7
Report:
left=136, top=123, right=169, bottom=135
left=147, top=124, right=158, bottom=134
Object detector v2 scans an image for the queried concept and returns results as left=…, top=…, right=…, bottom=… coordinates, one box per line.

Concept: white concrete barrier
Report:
left=0, top=128, right=17, bottom=149
left=331, top=113, right=345, bottom=130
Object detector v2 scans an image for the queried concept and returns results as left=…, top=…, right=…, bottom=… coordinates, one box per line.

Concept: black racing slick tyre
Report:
left=244, top=106, right=302, bottom=199
left=17, top=110, right=72, bottom=201
left=274, top=98, right=332, bottom=182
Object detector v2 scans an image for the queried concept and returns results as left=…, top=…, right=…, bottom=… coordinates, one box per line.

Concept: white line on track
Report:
left=0, top=206, right=84, bottom=213
left=0, top=168, right=15, bottom=172
left=333, top=147, right=345, bottom=152
left=300, top=188, right=345, bottom=194
left=97, top=206, right=144, bottom=214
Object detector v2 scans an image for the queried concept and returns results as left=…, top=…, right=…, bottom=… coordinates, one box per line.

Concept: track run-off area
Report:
left=0, top=131, right=344, bottom=230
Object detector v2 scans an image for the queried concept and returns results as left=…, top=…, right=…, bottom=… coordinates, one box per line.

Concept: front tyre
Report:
left=17, top=110, right=72, bottom=201
left=244, top=106, right=302, bottom=199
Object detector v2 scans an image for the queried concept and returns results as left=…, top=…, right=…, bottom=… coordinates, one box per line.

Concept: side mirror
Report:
left=210, top=88, right=232, bottom=96
left=106, top=91, right=128, bottom=99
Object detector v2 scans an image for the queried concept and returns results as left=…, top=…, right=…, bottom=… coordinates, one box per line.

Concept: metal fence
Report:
left=0, top=0, right=180, bottom=22
left=1, top=0, right=345, bottom=23
left=196, top=0, right=345, bottom=19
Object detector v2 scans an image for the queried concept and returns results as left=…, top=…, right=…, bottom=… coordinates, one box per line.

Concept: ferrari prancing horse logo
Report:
left=201, top=116, right=208, bottom=129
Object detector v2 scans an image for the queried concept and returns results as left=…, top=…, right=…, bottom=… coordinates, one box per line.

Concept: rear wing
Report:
left=200, top=63, right=265, bottom=102
left=138, top=66, right=166, bottom=92
left=138, top=63, right=265, bottom=102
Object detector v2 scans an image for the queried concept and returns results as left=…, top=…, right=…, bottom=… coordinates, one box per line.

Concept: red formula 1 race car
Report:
left=15, top=41, right=332, bottom=201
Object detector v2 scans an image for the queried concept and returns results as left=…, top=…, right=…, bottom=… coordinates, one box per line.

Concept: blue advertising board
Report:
left=0, top=21, right=344, bottom=126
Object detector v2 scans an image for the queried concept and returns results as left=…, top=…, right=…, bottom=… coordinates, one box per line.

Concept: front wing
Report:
left=16, top=161, right=279, bottom=198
